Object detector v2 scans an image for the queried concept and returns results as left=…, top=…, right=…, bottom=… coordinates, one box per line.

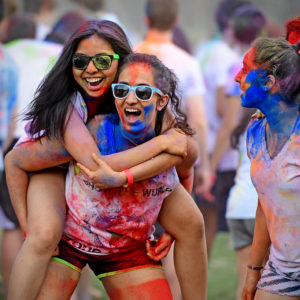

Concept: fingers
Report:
left=149, top=246, right=171, bottom=262
left=146, top=240, right=171, bottom=262
left=153, top=240, right=170, bottom=254
left=76, top=162, right=93, bottom=178
left=91, top=153, right=105, bottom=166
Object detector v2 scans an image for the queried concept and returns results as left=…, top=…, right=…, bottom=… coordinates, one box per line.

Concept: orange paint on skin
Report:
left=128, top=61, right=151, bottom=86
left=235, top=48, right=258, bottom=93
left=39, top=271, right=78, bottom=296
left=107, top=278, right=173, bottom=300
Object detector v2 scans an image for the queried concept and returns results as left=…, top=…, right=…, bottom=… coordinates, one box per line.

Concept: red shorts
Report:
left=53, top=238, right=162, bottom=279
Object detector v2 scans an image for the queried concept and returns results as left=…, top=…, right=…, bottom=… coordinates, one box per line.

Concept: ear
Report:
left=157, top=95, right=169, bottom=111
left=262, top=75, right=276, bottom=92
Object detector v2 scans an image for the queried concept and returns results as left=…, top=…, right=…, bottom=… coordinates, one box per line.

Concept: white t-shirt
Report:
left=135, top=33, right=205, bottom=111
left=247, top=116, right=300, bottom=273
left=225, top=132, right=258, bottom=219
left=196, top=38, right=239, bottom=171
left=5, top=39, right=63, bottom=139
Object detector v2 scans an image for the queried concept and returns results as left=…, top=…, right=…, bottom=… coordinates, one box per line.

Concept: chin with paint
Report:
left=236, top=38, right=300, bottom=300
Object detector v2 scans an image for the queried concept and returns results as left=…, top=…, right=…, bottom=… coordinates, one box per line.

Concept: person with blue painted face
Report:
left=235, top=38, right=300, bottom=300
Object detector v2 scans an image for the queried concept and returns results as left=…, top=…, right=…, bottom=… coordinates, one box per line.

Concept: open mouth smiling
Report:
left=125, top=108, right=141, bottom=116
left=85, top=77, right=104, bottom=87
left=124, top=108, right=142, bottom=121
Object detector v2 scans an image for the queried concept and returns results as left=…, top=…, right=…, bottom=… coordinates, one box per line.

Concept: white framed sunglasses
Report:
left=112, top=83, right=164, bottom=102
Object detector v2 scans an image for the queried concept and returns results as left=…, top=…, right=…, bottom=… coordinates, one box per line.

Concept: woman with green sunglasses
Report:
left=5, top=20, right=206, bottom=300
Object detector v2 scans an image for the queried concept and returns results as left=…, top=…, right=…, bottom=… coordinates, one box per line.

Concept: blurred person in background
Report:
left=72, top=0, right=140, bottom=45
left=194, top=0, right=251, bottom=258
left=0, top=0, right=22, bottom=297
left=0, top=10, right=85, bottom=299
left=23, top=0, right=57, bottom=40
left=172, top=26, right=193, bottom=55
left=135, top=0, right=208, bottom=298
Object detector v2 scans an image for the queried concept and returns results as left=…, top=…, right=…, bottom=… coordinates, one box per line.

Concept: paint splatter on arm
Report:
left=4, top=137, right=71, bottom=231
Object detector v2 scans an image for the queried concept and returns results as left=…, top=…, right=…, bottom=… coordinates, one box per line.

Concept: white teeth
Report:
left=125, top=108, right=140, bottom=113
left=86, top=78, right=102, bottom=83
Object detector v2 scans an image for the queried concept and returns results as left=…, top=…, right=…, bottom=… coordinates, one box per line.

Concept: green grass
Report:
left=0, top=232, right=237, bottom=300
left=208, top=232, right=237, bottom=300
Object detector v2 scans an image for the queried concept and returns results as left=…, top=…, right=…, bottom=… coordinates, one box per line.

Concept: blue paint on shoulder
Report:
left=246, top=117, right=266, bottom=159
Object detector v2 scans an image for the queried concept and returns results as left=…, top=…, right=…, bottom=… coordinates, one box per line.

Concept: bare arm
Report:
left=4, top=138, right=71, bottom=231
left=242, top=200, right=270, bottom=300
left=3, top=106, right=17, bottom=153
left=5, top=113, right=187, bottom=228
left=210, top=95, right=241, bottom=172
left=64, top=108, right=186, bottom=172
left=78, top=133, right=198, bottom=190
left=185, top=94, right=210, bottom=194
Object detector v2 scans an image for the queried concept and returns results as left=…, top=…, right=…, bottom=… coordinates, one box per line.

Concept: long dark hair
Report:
left=117, top=53, right=194, bottom=136
left=25, top=20, right=133, bottom=139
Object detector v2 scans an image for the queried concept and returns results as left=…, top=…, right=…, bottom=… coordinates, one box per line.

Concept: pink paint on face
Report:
left=235, top=48, right=258, bottom=94
left=72, top=34, right=118, bottom=98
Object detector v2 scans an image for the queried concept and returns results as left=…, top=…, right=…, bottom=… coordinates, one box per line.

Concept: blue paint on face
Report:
left=119, top=104, right=156, bottom=145
left=241, top=69, right=269, bottom=108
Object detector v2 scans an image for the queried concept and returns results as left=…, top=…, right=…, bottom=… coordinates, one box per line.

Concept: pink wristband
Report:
left=123, top=169, right=134, bottom=187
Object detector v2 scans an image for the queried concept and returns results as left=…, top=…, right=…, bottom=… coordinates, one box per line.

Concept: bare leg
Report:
left=1, top=228, right=23, bottom=297
left=158, top=184, right=207, bottom=300
left=200, top=206, right=218, bottom=259
left=162, top=244, right=182, bottom=300
left=255, top=289, right=299, bottom=300
left=8, top=168, right=66, bottom=300
left=236, top=245, right=251, bottom=300
left=102, top=267, right=172, bottom=300
left=37, top=260, right=80, bottom=300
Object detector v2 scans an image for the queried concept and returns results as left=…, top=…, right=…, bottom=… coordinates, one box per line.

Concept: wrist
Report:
left=118, top=171, right=127, bottom=187
left=157, top=135, right=167, bottom=152
left=247, top=264, right=264, bottom=271
left=122, top=169, right=134, bottom=187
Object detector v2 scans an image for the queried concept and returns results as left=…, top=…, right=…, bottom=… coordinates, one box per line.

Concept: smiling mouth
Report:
left=125, top=108, right=141, bottom=116
left=124, top=108, right=142, bottom=121
left=85, top=78, right=104, bottom=87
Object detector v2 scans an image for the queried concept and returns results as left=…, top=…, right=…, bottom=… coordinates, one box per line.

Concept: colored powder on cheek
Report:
left=243, top=70, right=267, bottom=107
left=73, top=68, right=81, bottom=76
left=107, top=278, right=172, bottom=300
left=143, top=103, right=155, bottom=124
